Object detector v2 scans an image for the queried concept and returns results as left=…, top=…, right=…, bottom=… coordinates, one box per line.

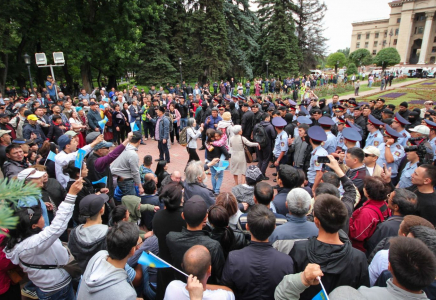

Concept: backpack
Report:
left=165, top=115, right=174, bottom=133
left=253, top=124, right=268, bottom=148
left=179, top=127, right=190, bottom=147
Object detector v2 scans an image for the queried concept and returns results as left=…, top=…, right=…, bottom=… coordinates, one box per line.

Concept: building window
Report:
left=397, top=18, right=401, bottom=23
left=372, top=50, right=377, bottom=55
left=418, top=27, right=424, bottom=34
left=418, top=15, right=426, bottom=21
left=431, top=57, right=436, bottom=64
left=365, top=42, right=369, bottom=48
left=366, top=33, right=370, bottom=39
left=383, top=40, right=387, bottom=46
left=384, top=30, right=388, bottom=37
left=395, top=28, right=399, bottom=36
left=432, top=47, right=436, bottom=53
left=434, top=36, right=436, bottom=43
left=393, top=39, right=398, bottom=45
left=357, top=34, right=361, bottom=40
left=375, top=32, right=379, bottom=38
left=374, top=41, right=378, bottom=47
left=356, top=42, right=360, bottom=49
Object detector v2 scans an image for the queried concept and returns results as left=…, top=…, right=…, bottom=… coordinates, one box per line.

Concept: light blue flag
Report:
left=213, top=160, right=229, bottom=172
left=47, top=151, right=56, bottom=162
left=92, top=176, right=108, bottom=185
left=99, top=104, right=105, bottom=110
left=98, top=116, right=108, bottom=130
left=312, top=290, right=328, bottom=300
left=138, top=251, right=172, bottom=268
left=130, top=122, right=139, bottom=132
left=75, top=149, right=86, bottom=168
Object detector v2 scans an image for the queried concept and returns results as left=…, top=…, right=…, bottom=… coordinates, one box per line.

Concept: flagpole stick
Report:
left=43, top=158, right=48, bottom=166
left=317, top=277, right=330, bottom=300
left=148, top=251, right=189, bottom=277
left=80, top=166, right=82, bottom=177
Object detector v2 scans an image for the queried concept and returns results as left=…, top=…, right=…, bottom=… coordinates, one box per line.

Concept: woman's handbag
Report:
left=241, top=136, right=253, bottom=163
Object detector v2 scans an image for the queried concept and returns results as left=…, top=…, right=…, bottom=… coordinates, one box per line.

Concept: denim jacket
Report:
left=158, top=116, right=170, bottom=140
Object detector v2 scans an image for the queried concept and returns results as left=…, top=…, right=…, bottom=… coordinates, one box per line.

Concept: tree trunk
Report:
left=0, top=53, right=8, bottom=95
left=107, top=75, right=117, bottom=90
left=62, top=62, right=73, bottom=93
left=96, top=70, right=101, bottom=88
left=81, top=62, right=93, bottom=93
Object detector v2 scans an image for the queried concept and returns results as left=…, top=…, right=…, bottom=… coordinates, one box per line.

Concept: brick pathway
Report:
left=136, top=140, right=275, bottom=193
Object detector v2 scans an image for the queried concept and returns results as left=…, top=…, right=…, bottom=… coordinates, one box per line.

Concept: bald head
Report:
left=171, top=171, right=182, bottom=183
left=144, top=172, right=157, bottom=184
left=182, top=245, right=211, bottom=280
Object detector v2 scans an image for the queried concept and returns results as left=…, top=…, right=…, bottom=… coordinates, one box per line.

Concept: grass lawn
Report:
left=358, top=88, right=436, bottom=107
left=403, top=79, right=436, bottom=89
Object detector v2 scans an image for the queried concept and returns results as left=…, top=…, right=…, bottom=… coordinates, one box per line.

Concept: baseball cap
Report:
left=12, top=138, right=33, bottom=145
left=57, top=135, right=72, bottom=150
left=86, top=132, right=101, bottom=144
left=0, top=130, right=11, bottom=137
left=183, top=196, right=208, bottom=226
left=27, top=114, right=38, bottom=121
left=245, top=166, right=263, bottom=185
left=79, top=194, right=109, bottom=218
left=363, top=146, right=380, bottom=157
left=17, top=168, right=46, bottom=181
left=0, top=113, right=9, bottom=118
left=93, top=141, right=113, bottom=150
left=410, top=125, right=430, bottom=135
left=65, top=131, right=78, bottom=137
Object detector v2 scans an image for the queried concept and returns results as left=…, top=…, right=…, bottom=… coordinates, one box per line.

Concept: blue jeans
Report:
left=209, top=164, right=224, bottom=194
left=141, top=265, right=156, bottom=300
left=136, top=120, right=144, bottom=142
left=245, top=88, right=250, bottom=96
left=117, top=179, right=137, bottom=196
left=36, top=282, right=75, bottom=300
left=180, top=118, right=188, bottom=130
left=158, top=140, right=170, bottom=162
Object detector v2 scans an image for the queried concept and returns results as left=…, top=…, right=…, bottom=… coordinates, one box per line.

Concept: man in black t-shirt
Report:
left=408, top=164, right=436, bottom=226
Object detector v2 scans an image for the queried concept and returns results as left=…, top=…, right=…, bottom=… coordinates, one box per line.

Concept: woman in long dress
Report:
left=229, top=125, right=259, bottom=185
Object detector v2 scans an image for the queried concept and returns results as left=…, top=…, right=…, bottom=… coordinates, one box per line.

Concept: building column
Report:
left=397, top=12, right=415, bottom=64
left=418, top=12, right=435, bottom=64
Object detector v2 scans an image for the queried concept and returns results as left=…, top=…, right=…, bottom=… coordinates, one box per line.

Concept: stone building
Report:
left=350, top=0, right=436, bottom=64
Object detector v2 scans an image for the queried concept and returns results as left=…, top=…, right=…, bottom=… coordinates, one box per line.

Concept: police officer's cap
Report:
left=394, top=112, right=410, bottom=126
left=297, top=116, right=312, bottom=125
left=384, top=124, right=402, bottom=138
left=307, top=126, right=327, bottom=142
left=342, top=127, right=362, bottom=142
left=425, top=119, right=436, bottom=130
left=278, top=106, right=287, bottom=111
left=368, top=114, right=385, bottom=126
left=289, top=100, right=297, bottom=106
left=272, top=117, right=287, bottom=127
left=319, top=116, right=335, bottom=126
left=300, top=106, right=309, bottom=116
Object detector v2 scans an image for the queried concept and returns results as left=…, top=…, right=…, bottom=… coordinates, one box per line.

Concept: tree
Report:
left=346, top=63, right=357, bottom=75
left=373, top=47, right=401, bottom=71
left=337, top=47, right=350, bottom=58
left=326, top=52, right=347, bottom=73
left=294, top=0, right=328, bottom=72
left=256, top=0, right=302, bottom=77
left=349, top=49, right=373, bottom=67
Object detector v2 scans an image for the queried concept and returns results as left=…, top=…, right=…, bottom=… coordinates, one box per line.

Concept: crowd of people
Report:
left=1, top=76, right=436, bottom=300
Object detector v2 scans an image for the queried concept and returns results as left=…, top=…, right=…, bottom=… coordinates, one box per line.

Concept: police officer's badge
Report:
left=396, top=144, right=401, bottom=149
left=340, top=138, right=343, bottom=143
left=315, top=161, right=320, bottom=166
left=394, top=151, right=400, bottom=156
left=321, top=142, right=325, bottom=146
left=374, top=141, right=379, bottom=146
left=403, top=132, right=407, bottom=137
left=280, top=142, right=285, bottom=147
left=374, top=134, right=378, bottom=137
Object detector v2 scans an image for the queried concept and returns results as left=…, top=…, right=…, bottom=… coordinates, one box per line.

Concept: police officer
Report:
left=319, top=116, right=337, bottom=154
left=336, top=117, right=346, bottom=150
left=366, top=114, right=384, bottom=148
left=397, top=145, right=419, bottom=188
left=340, top=127, right=362, bottom=157
left=376, top=125, right=405, bottom=184
left=272, top=117, right=289, bottom=173
left=344, top=120, right=361, bottom=149
left=391, top=112, right=411, bottom=147
left=307, top=126, right=328, bottom=192
left=425, top=119, right=436, bottom=161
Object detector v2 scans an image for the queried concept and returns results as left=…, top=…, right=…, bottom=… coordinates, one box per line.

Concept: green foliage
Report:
left=0, top=179, right=41, bottom=231
left=326, top=52, right=347, bottom=72
left=347, top=63, right=358, bottom=75
left=373, top=48, right=401, bottom=70
left=349, top=49, right=373, bottom=66
left=337, top=47, right=350, bottom=58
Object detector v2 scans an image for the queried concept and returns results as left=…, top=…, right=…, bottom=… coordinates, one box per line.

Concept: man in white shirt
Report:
left=164, top=245, right=235, bottom=300
left=363, top=146, right=383, bottom=177
left=55, top=133, right=103, bottom=188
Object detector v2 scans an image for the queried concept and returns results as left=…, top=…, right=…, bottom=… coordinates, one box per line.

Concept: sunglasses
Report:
left=27, top=208, right=35, bottom=220
left=364, top=154, right=375, bottom=158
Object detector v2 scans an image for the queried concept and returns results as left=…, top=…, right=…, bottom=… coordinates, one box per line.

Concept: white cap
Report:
left=17, top=168, right=46, bottom=181
left=101, top=87, right=106, bottom=91
left=363, top=146, right=380, bottom=157
left=410, top=125, right=430, bottom=136
left=425, top=100, right=434, bottom=105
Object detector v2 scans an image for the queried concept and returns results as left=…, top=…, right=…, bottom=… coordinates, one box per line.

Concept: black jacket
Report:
left=259, top=121, right=276, bottom=148
left=229, top=104, right=240, bottom=125
left=366, top=215, right=403, bottom=256
left=166, top=228, right=225, bottom=284
left=184, top=182, right=216, bottom=208
left=290, top=230, right=370, bottom=300
left=41, top=178, right=66, bottom=208
left=210, top=227, right=249, bottom=259
left=221, top=242, right=294, bottom=300
left=176, top=102, right=189, bottom=118
left=241, top=110, right=254, bottom=139
left=66, top=178, right=96, bottom=225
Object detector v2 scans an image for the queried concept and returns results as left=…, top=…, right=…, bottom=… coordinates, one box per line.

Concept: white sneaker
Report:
left=144, top=138, right=148, bottom=141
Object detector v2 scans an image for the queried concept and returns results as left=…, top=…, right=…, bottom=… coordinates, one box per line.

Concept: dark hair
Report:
left=159, top=181, right=183, bottom=211
left=347, top=147, right=364, bottom=163
left=4, top=205, right=43, bottom=251
left=364, top=176, right=390, bottom=201
left=400, top=215, right=435, bottom=236
left=409, top=226, right=436, bottom=256
left=143, top=179, right=156, bottom=195
left=315, top=182, right=340, bottom=198
left=38, top=141, right=52, bottom=158
left=420, top=164, right=436, bottom=185
left=247, top=204, right=276, bottom=241
left=215, top=192, right=238, bottom=216
left=182, top=246, right=211, bottom=281
left=63, top=160, right=82, bottom=179
left=155, top=160, right=167, bottom=184
left=296, top=169, right=306, bottom=187
left=6, top=144, right=22, bottom=154
left=106, top=222, right=138, bottom=260
left=110, top=205, right=128, bottom=225
left=206, top=129, right=217, bottom=141
left=52, top=115, right=62, bottom=122
left=208, top=205, right=235, bottom=256
left=313, top=194, right=347, bottom=233
left=277, top=165, right=300, bottom=189
left=322, top=171, right=340, bottom=188
left=392, top=189, right=417, bottom=216
left=260, top=113, right=269, bottom=121
left=389, top=236, right=436, bottom=291
left=254, top=182, right=274, bottom=206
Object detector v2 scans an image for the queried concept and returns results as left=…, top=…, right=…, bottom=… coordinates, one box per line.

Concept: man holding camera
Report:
left=376, top=125, right=405, bottom=185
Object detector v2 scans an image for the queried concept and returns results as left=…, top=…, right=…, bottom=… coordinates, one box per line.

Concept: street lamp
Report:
left=23, top=53, right=34, bottom=93
left=336, top=60, right=339, bottom=73
left=179, top=57, right=182, bottom=89
left=266, top=59, right=269, bottom=78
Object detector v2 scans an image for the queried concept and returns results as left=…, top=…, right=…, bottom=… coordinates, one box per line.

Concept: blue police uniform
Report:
left=337, top=131, right=344, bottom=149
left=322, top=131, right=337, bottom=154
left=397, top=129, right=411, bottom=147
left=398, top=161, right=418, bottom=188
left=377, top=142, right=405, bottom=178
left=273, top=131, right=289, bottom=158
left=430, top=136, right=436, bottom=160
left=308, top=145, right=328, bottom=184
left=366, top=130, right=384, bottom=148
